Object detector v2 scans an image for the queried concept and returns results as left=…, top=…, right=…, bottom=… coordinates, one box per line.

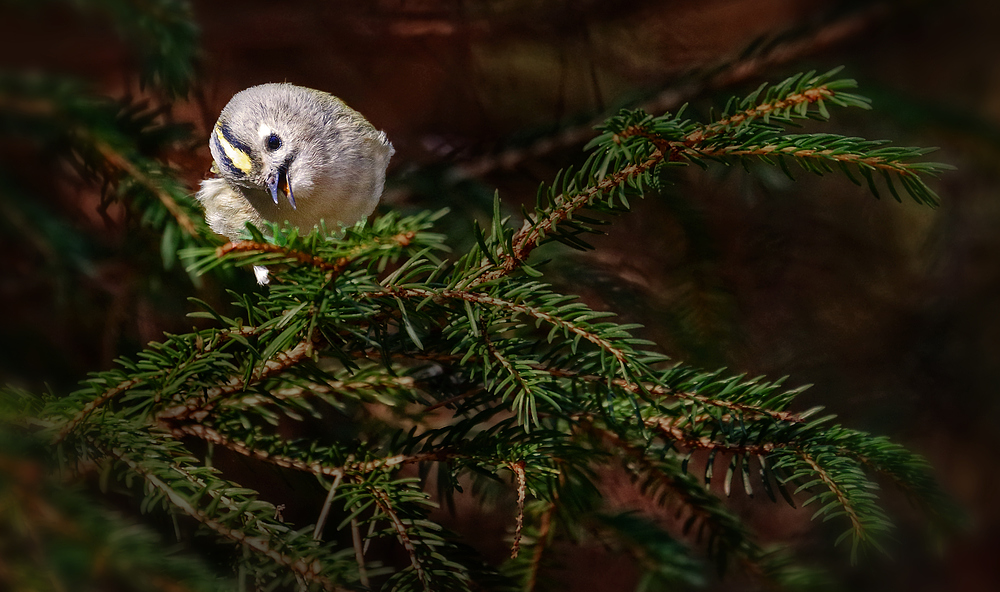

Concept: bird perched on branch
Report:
left=197, top=83, right=394, bottom=283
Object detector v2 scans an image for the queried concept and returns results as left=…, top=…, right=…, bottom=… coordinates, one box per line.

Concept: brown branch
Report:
left=216, top=230, right=416, bottom=275
left=525, top=502, right=556, bottom=592
left=423, top=386, right=485, bottom=412
left=217, top=241, right=349, bottom=272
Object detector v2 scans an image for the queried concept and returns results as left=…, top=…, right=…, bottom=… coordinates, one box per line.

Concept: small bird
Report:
left=197, top=83, right=394, bottom=283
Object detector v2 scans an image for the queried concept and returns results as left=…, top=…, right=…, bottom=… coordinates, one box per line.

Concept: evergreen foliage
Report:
left=0, top=2, right=958, bottom=591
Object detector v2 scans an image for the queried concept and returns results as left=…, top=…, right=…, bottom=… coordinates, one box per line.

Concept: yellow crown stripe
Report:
left=214, top=123, right=253, bottom=174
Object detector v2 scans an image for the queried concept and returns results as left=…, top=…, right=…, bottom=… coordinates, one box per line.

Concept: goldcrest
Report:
left=197, top=83, right=394, bottom=282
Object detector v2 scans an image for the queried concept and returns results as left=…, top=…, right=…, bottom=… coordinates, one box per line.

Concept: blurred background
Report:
left=2, top=0, right=999, bottom=590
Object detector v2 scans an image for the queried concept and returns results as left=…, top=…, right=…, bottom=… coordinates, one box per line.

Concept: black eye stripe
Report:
left=210, top=130, right=245, bottom=179
left=266, top=133, right=282, bottom=151
left=219, top=122, right=252, bottom=156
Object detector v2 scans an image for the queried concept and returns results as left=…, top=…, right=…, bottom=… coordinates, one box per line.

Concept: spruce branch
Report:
left=168, top=423, right=458, bottom=481
left=93, top=137, right=200, bottom=236
left=72, top=421, right=358, bottom=591
left=57, top=0, right=200, bottom=96
left=384, top=286, right=632, bottom=373
left=369, top=485, right=430, bottom=592
left=469, top=69, right=945, bottom=287
left=0, top=72, right=212, bottom=277
left=474, top=150, right=667, bottom=283
left=213, top=229, right=418, bottom=275
left=580, top=417, right=767, bottom=577
left=157, top=337, right=313, bottom=422
left=646, top=415, right=778, bottom=457
left=111, top=448, right=340, bottom=590
left=0, top=444, right=229, bottom=592
left=20, top=68, right=958, bottom=589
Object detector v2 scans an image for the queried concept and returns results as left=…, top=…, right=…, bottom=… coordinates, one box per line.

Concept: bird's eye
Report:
left=266, top=133, right=282, bottom=151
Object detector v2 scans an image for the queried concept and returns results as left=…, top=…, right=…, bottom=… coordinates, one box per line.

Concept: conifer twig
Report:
left=383, top=287, right=631, bottom=370
left=797, top=451, right=865, bottom=542
left=217, top=241, right=350, bottom=272
left=168, top=423, right=457, bottom=478
left=55, top=326, right=261, bottom=443
left=646, top=416, right=777, bottom=456
left=683, top=86, right=837, bottom=143
left=370, top=486, right=429, bottom=591
left=679, top=143, right=927, bottom=177
left=475, top=150, right=666, bottom=283
left=107, top=446, right=342, bottom=591
left=55, top=377, right=145, bottom=443
left=157, top=338, right=312, bottom=421
left=535, top=365, right=804, bottom=424
left=94, top=140, right=199, bottom=236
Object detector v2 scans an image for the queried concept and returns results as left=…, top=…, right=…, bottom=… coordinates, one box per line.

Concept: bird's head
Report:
left=209, top=83, right=340, bottom=210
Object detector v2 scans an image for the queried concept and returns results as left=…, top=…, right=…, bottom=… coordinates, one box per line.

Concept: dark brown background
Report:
left=3, top=1, right=999, bottom=590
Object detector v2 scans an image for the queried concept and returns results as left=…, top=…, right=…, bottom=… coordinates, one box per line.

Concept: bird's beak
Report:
left=265, top=164, right=296, bottom=209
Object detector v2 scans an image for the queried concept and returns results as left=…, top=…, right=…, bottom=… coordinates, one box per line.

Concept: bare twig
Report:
left=454, top=7, right=883, bottom=179
left=508, top=460, right=527, bottom=559
left=525, top=503, right=556, bottom=592
left=351, top=518, right=370, bottom=588
left=313, top=473, right=344, bottom=541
